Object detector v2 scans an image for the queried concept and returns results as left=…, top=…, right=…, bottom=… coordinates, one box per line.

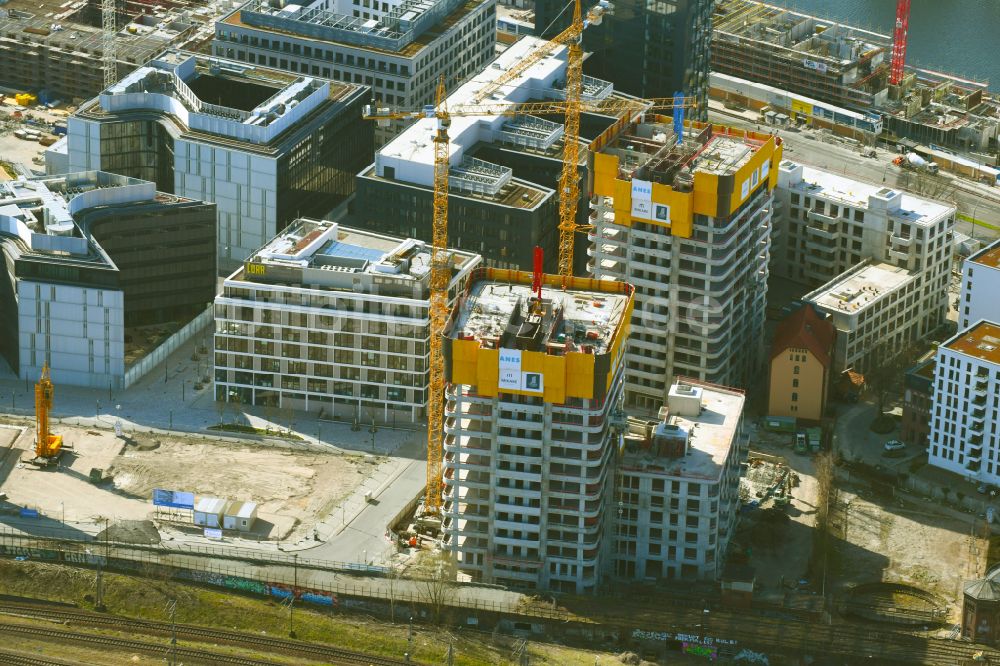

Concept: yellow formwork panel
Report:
left=476, top=347, right=499, bottom=396
left=566, top=353, right=595, bottom=400
left=451, top=338, right=480, bottom=386
left=593, top=152, right=619, bottom=197
left=542, top=355, right=566, bottom=404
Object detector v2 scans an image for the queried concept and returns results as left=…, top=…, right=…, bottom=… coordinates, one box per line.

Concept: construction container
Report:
left=15, top=93, right=37, bottom=107
left=193, top=497, right=226, bottom=528
left=761, top=415, right=796, bottom=433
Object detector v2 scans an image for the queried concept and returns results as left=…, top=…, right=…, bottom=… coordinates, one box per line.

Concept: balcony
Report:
left=975, top=378, right=989, bottom=394
left=890, top=234, right=913, bottom=247
left=806, top=223, right=838, bottom=240
left=888, top=247, right=910, bottom=262
left=970, top=419, right=985, bottom=435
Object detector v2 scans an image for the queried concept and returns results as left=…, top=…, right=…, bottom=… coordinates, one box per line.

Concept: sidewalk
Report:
left=0, top=330, right=428, bottom=567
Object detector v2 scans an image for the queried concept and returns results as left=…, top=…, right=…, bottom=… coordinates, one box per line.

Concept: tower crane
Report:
left=365, top=23, right=693, bottom=517
left=889, top=0, right=911, bottom=86
left=32, top=363, right=63, bottom=466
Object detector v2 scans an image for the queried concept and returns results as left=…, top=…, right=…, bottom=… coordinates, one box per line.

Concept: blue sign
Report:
left=152, top=489, right=195, bottom=509
left=19, top=508, right=39, bottom=519
left=204, top=528, right=223, bottom=539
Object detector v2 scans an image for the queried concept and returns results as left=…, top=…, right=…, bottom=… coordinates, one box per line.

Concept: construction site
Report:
left=712, top=0, right=1000, bottom=156
left=0, top=0, right=222, bottom=102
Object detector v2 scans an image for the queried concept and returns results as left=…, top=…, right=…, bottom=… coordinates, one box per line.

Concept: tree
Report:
left=863, top=340, right=921, bottom=416
left=411, top=550, right=458, bottom=624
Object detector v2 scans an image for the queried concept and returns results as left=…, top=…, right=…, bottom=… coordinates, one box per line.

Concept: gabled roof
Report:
left=771, top=303, right=836, bottom=368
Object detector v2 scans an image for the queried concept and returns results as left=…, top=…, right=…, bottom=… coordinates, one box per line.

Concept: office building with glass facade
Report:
left=214, top=218, right=480, bottom=422
left=0, top=171, right=216, bottom=388
left=583, top=0, right=713, bottom=118
left=66, top=49, right=372, bottom=272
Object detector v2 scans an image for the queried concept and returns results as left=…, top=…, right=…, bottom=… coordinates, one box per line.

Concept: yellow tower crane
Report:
left=365, top=24, right=693, bottom=516
left=33, top=363, right=63, bottom=465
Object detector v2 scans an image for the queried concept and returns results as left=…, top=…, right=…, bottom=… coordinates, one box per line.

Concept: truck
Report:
left=893, top=152, right=939, bottom=175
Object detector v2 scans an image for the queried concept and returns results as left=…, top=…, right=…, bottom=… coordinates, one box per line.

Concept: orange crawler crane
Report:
left=32, top=363, right=63, bottom=465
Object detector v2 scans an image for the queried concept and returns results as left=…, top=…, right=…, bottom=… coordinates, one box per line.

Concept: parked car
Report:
left=883, top=440, right=905, bottom=452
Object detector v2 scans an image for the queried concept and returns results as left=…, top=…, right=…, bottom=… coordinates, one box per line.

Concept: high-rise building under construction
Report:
left=581, top=0, right=713, bottom=118
left=588, top=120, right=783, bottom=413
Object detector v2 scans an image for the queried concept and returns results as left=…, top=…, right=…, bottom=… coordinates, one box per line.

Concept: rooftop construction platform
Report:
left=807, top=262, right=915, bottom=315
left=444, top=268, right=634, bottom=402
left=233, top=217, right=478, bottom=293
left=944, top=321, right=1000, bottom=366
left=621, top=380, right=746, bottom=482
left=778, top=161, right=953, bottom=225
left=591, top=120, right=782, bottom=235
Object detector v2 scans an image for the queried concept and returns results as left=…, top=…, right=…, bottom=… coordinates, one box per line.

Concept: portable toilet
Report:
left=222, top=500, right=258, bottom=532
left=193, top=497, right=226, bottom=528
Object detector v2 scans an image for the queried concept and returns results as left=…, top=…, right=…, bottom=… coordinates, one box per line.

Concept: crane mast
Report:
left=557, top=0, right=585, bottom=277
left=34, top=363, right=63, bottom=463
left=889, top=0, right=910, bottom=86
left=425, top=77, right=451, bottom=514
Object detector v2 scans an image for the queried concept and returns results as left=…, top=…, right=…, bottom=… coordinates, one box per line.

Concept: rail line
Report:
left=0, top=622, right=280, bottom=665
left=0, top=602, right=411, bottom=666
left=0, top=649, right=78, bottom=666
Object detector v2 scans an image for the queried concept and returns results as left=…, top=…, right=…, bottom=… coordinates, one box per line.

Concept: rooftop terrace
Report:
left=945, top=321, right=1000, bottom=366
left=235, top=217, right=478, bottom=290
left=808, top=262, right=915, bottom=315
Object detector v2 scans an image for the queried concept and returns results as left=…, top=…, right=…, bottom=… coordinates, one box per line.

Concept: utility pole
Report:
left=167, top=599, right=178, bottom=666
left=446, top=642, right=454, bottom=666
left=288, top=553, right=298, bottom=638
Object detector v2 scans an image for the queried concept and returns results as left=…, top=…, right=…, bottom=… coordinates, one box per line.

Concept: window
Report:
left=793, top=365, right=800, bottom=375
left=792, top=379, right=799, bottom=388
left=792, top=392, right=799, bottom=402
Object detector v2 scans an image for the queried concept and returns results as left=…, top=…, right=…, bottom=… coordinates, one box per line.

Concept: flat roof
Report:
left=194, top=497, right=227, bottom=513
left=622, top=381, right=745, bottom=482
left=970, top=238, right=1000, bottom=270
left=451, top=277, right=630, bottom=356
left=781, top=162, right=953, bottom=224
left=375, top=36, right=615, bottom=189
left=232, top=217, right=478, bottom=289
left=944, top=321, right=1000, bottom=365
left=809, top=262, right=915, bottom=315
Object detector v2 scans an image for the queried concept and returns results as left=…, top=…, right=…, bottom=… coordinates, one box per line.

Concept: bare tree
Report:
left=411, top=550, right=458, bottom=624
left=385, top=559, right=406, bottom=624
left=864, top=340, right=922, bottom=416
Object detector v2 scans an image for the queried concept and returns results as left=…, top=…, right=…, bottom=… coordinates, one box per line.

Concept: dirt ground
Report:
left=832, top=489, right=984, bottom=615
left=738, top=426, right=821, bottom=590
left=0, top=423, right=365, bottom=540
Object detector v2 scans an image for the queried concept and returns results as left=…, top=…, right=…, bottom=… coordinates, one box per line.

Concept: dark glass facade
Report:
left=83, top=200, right=218, bottom=326
left=583, top=0, right=712, bottom=119
left=98, top=120, right=177, bottom=194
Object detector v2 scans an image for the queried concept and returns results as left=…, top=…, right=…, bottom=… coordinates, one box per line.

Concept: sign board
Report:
left=152, top=489, right=195, bottom=509
left=760, top=159, right=770, bottom=180
left=630, top=178, right=653, bottom=219
left=803, top=58, right=828, bottom=73
left=204, top=528, right=223, bottom=539
left=630, top=179, right=671, bottom=223
left=741, top=179, right=750, bottom=200
left=19, top=508, right=39, bottom=519
left=245, top=262, right=266, bottom=277
left=497, top=349, right=544, bottom=393
left=498, top=349, right=521, bottom=391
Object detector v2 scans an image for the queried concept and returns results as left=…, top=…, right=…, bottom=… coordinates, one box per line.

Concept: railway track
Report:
left=0, top=622, right=280, bottom=665
left=0, top=649, right=78, bottom=666
left=0, top=602, right=411, bottom=666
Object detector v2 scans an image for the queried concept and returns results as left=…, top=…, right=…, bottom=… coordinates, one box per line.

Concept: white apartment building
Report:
left=959, top=239, right=1000, bottom=331
left=67, top=50, right=371, bottom=272
left=214, top=0, right=497, bottom=144
left=441, top=269, right=633, bottom=594
left=804, top=261, right=919, bottom=374
left=927, top=321, right=1000, bottom=484
left=774, top=160, right=952, bottom=301
left=214, top=218, right=479, bottom=423
left=615, top=380, right=746, bottom=581
left=589, top=122, right=783, bottom=412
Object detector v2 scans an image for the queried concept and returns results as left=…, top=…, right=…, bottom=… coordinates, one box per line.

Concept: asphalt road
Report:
left=707, top=106, right=1000, bottom=241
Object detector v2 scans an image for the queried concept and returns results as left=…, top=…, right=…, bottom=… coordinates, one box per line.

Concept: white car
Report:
left=883, top=440, right=905, bottom=452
